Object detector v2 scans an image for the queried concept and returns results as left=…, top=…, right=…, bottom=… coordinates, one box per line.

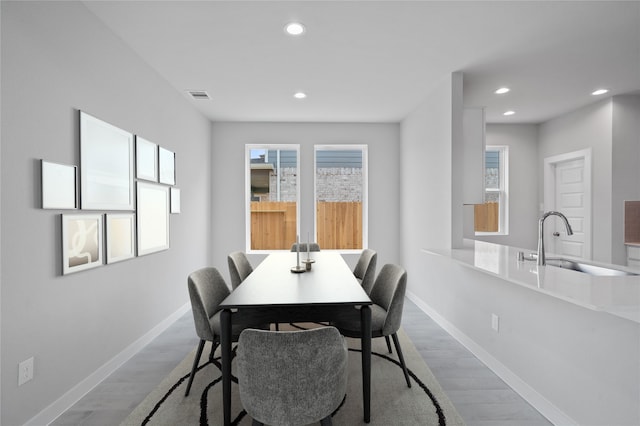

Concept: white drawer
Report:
left=627, top=245, right=640, bottom=260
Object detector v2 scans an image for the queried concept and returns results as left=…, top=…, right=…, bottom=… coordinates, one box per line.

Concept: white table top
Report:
left=220, top=251, right=371, bottom=309
left=424, top=240, right=640, bottom=323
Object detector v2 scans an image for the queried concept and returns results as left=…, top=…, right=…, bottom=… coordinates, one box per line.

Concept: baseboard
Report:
left=406, top=290, right=577, bottom=426
left=25, top=303, right=190, bottom=426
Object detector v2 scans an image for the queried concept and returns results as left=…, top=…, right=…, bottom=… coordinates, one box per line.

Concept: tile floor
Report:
left=52, top=299, right=552, bottom=426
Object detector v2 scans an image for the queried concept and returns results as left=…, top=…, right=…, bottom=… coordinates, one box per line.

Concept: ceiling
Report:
left=83, top=1, right=640, bottom=124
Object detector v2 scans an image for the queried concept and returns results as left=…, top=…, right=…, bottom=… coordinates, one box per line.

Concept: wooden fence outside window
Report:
left=250, top=201, right=362, bottom=250
left=474, top=202, right=499, bottom=232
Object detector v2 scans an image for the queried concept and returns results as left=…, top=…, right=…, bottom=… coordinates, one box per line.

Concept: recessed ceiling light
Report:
left=591, top=89, right=609, bottom=96
left=293, top=92, right=307, bottom=99
left=285, top=22, right=305, bottom=36
left=495, top=87, right=510, bottom=94
left=503, top=111, right=515, bottom=116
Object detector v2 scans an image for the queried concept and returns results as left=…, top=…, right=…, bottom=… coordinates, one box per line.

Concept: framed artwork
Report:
left=159, top=147, right=176, bottom=185
left=136, top=136, right=158, bottom=181
left=80, top=111, right=134, bottom=210
left=62, top=214, right=103, bottom=275
left=42, top=160, right=77, bottom=209
left=137, top=182, right=170, bottom=255
left=170, top=187, right=181, bottom=214
left=106, top=213, right=136, bottom=264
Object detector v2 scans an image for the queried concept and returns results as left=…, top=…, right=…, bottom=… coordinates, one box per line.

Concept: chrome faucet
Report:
left=537, top=211, right=573, bottom=266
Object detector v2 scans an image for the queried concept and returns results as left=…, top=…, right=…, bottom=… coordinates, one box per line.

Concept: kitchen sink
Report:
left=545, top=259, right=638, bottom=276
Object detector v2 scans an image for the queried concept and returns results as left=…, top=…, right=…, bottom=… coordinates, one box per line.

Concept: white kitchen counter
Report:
left=424, top=240, right=640, bottom=323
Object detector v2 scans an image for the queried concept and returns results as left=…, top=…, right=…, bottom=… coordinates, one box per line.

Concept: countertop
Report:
left=423, top=240, right=640, bottom=323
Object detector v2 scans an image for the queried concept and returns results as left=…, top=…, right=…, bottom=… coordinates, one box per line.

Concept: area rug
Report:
left=121, top=325, right=465, bottom=426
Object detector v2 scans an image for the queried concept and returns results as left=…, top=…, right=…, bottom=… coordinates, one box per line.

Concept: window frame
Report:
left=245, top=144, right=300, bottom=253
left=313, top=144, right=368, bottom=253
left=475, top=145, right=509, bottom=236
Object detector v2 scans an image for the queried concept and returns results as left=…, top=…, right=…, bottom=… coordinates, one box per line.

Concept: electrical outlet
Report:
left=18, top=357, right=34, bottom=386
left=491, top=313, right=500, bottom=332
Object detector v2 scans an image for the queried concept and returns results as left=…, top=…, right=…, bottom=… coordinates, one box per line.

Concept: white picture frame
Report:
left=62, top=213, right=103, bottom=275
left=106, top=213, right=136, bottom=264
left=136, top=136, right=158, bottom=182
left=170, top=187, right=181, bottom=214
left=137, top=182, right=170, bottom=255
left=159, top=147, right=176, bottom=185
left=42, top=160, right=77, bottom=209
left=80, top=111, right=134, bottom=210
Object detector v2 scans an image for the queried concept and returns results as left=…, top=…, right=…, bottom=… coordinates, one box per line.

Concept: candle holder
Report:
left=304, top=233, right=316, bottom=265
left=291, top=235, right=305, bottom=273
left=302, top=259, right=314, bottom=271
left=291, top=265, right=306, bottom=273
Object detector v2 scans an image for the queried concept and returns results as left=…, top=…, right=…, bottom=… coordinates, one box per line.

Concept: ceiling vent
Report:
left=187, top=90, right=210, bottom=100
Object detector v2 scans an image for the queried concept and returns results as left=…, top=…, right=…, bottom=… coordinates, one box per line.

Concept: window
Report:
left=314, top=145, right=367, bottom=250
left=246, top=145, right=299, bottom=251
left=475, top=146, right=508, bottom=235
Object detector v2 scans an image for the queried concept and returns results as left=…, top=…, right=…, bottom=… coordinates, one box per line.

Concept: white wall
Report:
left=612, top=95, right=640, bottom=264
left=1, top=3, right=212, bottom=424
left=210, top=122, right=401, bottom=274
left=400, top=73, right=457, bottom=300
left=0, top=3, right=4, bottom=421
left=538, top=99, right=613, bottom=263
left=538, top=95, right=640, bottom=265
left=465, top=124, right=539, bottom=250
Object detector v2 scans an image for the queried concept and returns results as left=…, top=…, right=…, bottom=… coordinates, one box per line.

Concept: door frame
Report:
left=543, top=148, right=592, bottom=260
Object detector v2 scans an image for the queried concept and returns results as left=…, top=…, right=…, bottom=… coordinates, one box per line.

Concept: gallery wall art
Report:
left=41, top=110, right=179, bottom=275
left=106, top=213, right=136, bottom=264
left=136, top=136, right=158, bottom=182
left=80, top=111, right=134, bottom=210
left=137, top=182, right=170, bottom=256
left=62, top=214, right=103, bottom=275
left=170, top=187, right=181, bottom=214
left=159, top=147, right=176, bottom=185
left=42, top=160, right=77, bottom=209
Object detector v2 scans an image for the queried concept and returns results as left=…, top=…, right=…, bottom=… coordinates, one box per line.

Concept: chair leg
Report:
left=391, top=333, right=411, bottom=388
left=209, top=341, right=219, bottom=362
left=185, top=339, right=206, bottom=396
left=275, top=323, right=279, bottom=331
left=385, top=335, right=393, bottom=354
left=320, top=415, right=333, bottom=426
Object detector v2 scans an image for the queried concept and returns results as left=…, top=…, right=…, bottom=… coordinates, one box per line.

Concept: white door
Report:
left=544, top=149, right=592, bottom=260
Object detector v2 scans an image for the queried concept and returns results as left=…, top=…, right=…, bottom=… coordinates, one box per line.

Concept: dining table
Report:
left=219, top=250, right=373, bottom=425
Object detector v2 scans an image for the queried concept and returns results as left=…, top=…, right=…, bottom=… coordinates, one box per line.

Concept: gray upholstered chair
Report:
left=236, top=327, right=347, bottom=426
left=185, top=267, right=266, bottom=396
left=227, top=252, right=282, bottom=330
left=334, top=263, right=411, bottom=388
left=353, top=249, right=377, bottom=295
left=290, top=242, right=321, bottom=252
left=227, top=251, right=253, bottom=290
